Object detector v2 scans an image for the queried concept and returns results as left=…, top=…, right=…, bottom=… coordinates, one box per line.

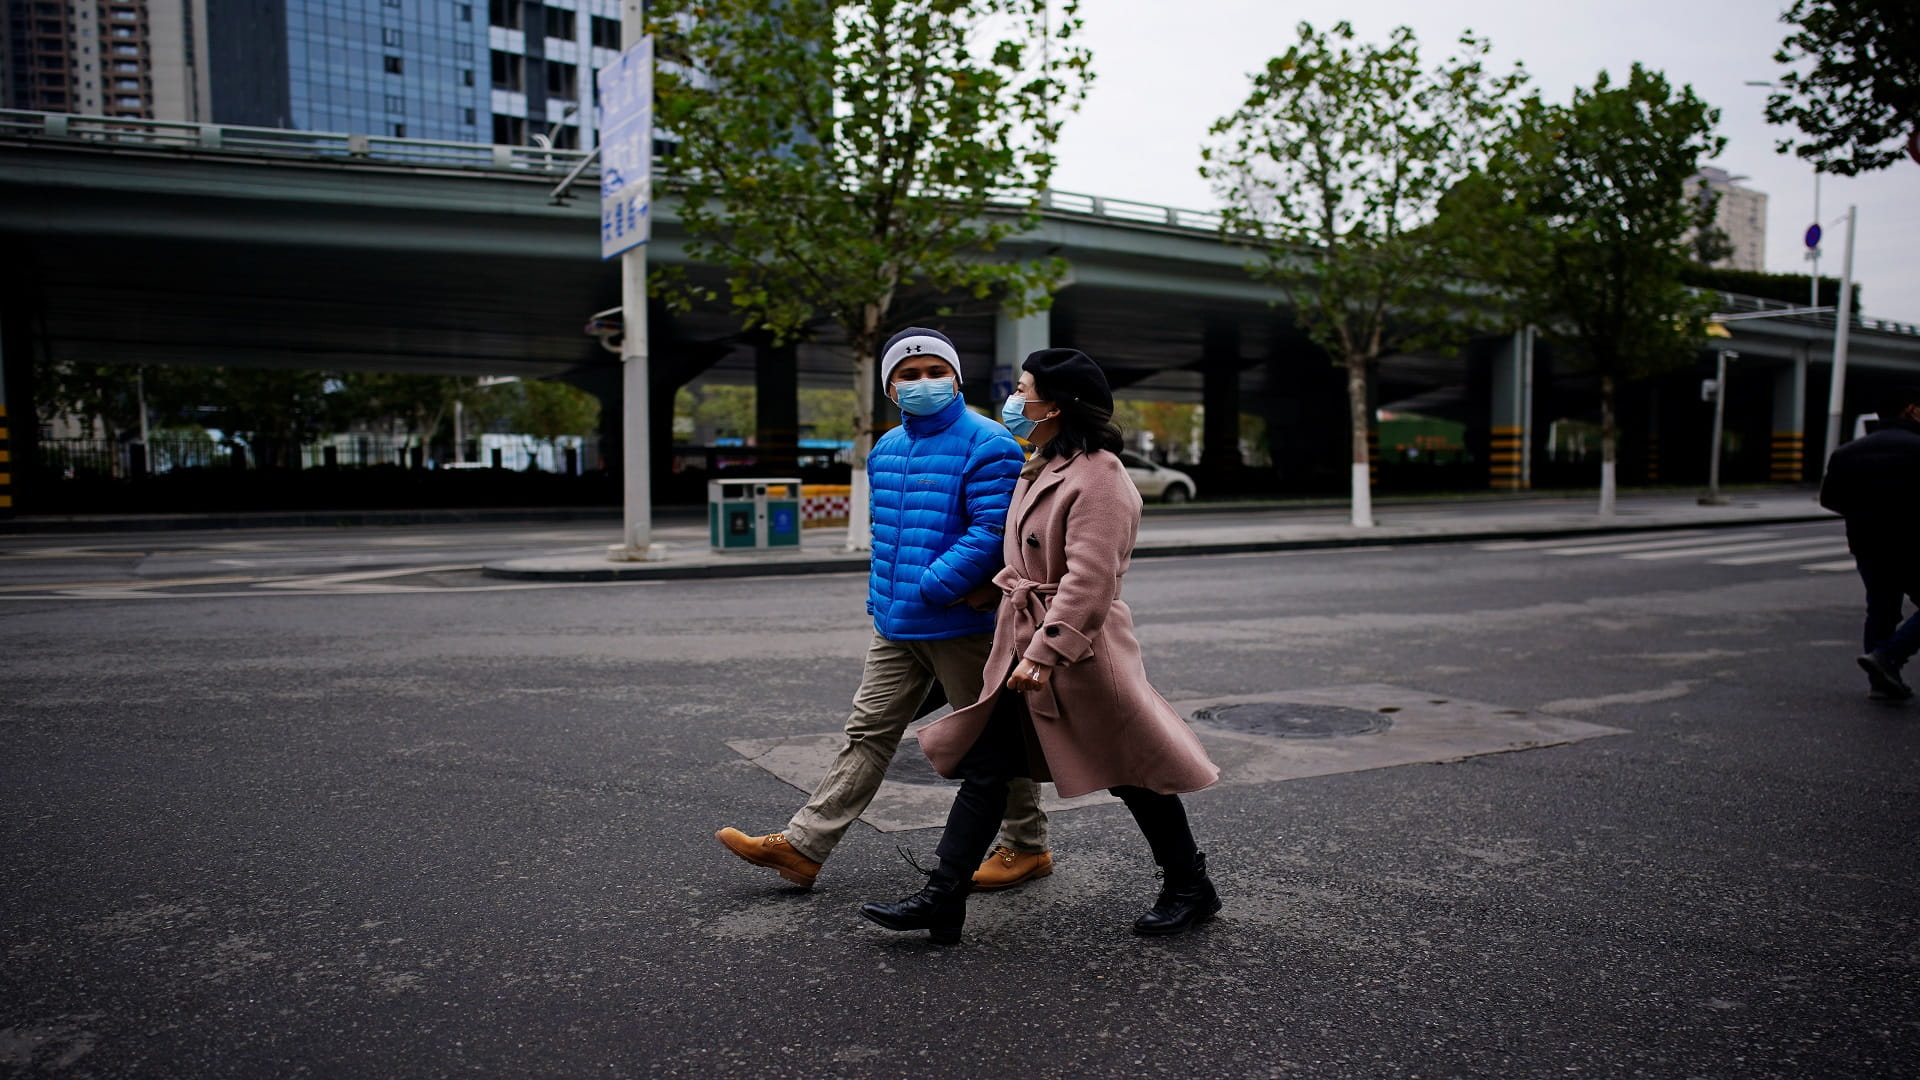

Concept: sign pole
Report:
left=1820, top=205, right=1857, bottom=469
left=604, top=0, right=659, bottom=561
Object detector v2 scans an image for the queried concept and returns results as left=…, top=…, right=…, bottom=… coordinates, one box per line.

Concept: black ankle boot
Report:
left=860, top=874, right=970, bottom=944
left=1132, top=851, right=1222, bottom=936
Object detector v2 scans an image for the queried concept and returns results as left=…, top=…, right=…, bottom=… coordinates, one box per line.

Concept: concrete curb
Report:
left=479, top=510, right=1839, bottom=583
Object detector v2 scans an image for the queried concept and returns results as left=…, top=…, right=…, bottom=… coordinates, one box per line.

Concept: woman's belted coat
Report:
left=916, top=449, right=1219, bottom=799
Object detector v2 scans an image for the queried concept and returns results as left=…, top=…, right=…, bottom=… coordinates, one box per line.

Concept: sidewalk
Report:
left=482, top=490, right=1838, bottom=582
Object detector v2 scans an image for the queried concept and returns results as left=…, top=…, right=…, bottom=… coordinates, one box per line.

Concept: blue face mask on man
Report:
left=895, top=377, right=958, bottom=417
left=1000, top=394, right=1039, bottom=439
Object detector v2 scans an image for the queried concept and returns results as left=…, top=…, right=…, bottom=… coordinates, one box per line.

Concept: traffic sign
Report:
left=1804, top=223, right=1822, bottom=249
left=598, top=38, right=652, bottom=260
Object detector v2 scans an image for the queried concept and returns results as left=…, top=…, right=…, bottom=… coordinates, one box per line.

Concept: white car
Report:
left=1119, top=451, right=1196, bottom=504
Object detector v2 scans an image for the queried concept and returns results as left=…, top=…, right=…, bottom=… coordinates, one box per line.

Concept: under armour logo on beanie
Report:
left=880, top=327, right=962, bottom=387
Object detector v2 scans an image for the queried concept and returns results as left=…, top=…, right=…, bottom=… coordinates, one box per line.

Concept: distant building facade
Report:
left=203, top=0, right=615, bottom=146
left=2, top=0, right=209, bottom=120
left=1690, top=166, right=1769, bottom=273
left=5, top=0, right=617, bottom=148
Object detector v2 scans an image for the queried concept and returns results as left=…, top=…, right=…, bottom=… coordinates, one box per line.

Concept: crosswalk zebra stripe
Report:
left=1476, top=530, right=1710, bottom=552
left=1801, top=559, right=1857, bottom=573
left=1710, top=544, right=1852, bottom=566
left=1544, top=532, right=1782, bottom=556
left=1622, top=537, right=1845, bottom=560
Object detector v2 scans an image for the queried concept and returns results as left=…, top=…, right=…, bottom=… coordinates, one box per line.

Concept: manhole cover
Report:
left=885, top=743, right=960, bottom=787
left=1191, top=702, right=1393, bottom=739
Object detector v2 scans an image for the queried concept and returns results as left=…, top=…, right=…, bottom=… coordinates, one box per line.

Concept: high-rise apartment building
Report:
left=6, top=1, right=617, bottom=147
left=2, top=0, right=209, bottom=120
left=1690, top=166, right=1769, bottom=274
left=204, top=0, right=615, bottom=146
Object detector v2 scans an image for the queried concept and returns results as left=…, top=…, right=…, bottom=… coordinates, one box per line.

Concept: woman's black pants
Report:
left=930, top=690, right=1199, bottom=885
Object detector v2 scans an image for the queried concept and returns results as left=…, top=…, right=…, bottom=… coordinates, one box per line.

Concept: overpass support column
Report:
left=1489, top=328, right=1533, bottom=490
left=1202, top=318, right=1242, bottom=476
left=1771, top=346, right=1808, bottom=483
left=755, top=339, right=799, bottom=469
left=0, top=301, right=23, bottom=516
left=993, top=295, right=1050, bottom=407
left=0, top=317, right=9, bottom=514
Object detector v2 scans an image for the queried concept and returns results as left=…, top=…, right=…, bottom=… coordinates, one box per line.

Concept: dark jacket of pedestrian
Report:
left=916, top=447, right=1220, bottom=799
left=1818, top=414, right=1920, bottom=556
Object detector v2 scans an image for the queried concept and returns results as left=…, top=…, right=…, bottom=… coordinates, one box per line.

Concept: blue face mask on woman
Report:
left=1000, top=394, right=1038, bottom=439
left=895, top=377, right=958, bottom=417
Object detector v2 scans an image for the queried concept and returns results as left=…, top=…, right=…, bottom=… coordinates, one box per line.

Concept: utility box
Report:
left=708, top=478, right=802, bottom=552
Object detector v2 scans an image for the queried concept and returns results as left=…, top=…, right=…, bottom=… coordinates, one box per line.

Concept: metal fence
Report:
left=35, top=435, right=601, bottom=477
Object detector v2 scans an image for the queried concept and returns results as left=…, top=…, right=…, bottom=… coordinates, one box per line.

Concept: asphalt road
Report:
left=2, top=520, right=1914, bottom=1078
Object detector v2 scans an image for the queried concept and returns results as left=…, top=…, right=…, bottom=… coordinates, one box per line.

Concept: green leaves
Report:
left=1202, top=21, right=1527, bottom=370
left=653, top=0, right=1088, bottom=365
left=1469, top=65, right=1723, bottom=383
left=1765, top=0, right=1920, bottom=175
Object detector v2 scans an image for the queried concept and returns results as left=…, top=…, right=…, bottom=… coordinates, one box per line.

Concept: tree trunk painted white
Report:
left=1597, top=374, right=1617, bottom=518
left=1350, top=463, right=1374, bottom=528
left=1346, top=356, right=1374, bottom=528
left=845, top=348, right=876, bottom=552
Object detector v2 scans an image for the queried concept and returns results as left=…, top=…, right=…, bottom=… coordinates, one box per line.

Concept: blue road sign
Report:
left=1804, top=223, right=1822, bottom=250
left=597, top=38, right=652, bottom=261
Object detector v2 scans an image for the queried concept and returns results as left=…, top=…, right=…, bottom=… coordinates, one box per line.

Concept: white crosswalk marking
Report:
left=1623, top=537, right=1845, bottom=561
left=1476, top=530, right=1710, bottom=552
left=1544, top=532, right=1781, bottom=556
left=1710, top=544, right=1852, bottom=566
left=1801, top=559, right=1857, bottom=573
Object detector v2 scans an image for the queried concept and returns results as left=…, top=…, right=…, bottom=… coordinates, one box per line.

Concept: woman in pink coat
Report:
left=860, top=348, right=1222, bottom=944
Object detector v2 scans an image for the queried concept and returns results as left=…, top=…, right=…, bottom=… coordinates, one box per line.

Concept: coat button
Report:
left=1045, top=625, right=1060, bottom=638
left=1026, top=534, right=1040, bottom=547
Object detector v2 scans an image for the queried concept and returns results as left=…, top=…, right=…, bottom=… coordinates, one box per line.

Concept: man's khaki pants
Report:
left=783, top=631, right=1048, bottom=865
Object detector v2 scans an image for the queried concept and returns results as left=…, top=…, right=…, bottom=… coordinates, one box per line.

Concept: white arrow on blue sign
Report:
left=598, top=37, right=653, bottom=261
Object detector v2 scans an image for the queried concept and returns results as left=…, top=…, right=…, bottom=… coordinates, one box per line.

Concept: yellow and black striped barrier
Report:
left=0, top=402, right=11, bottom=511
left=1770, top=431, right=1804, bottom=483
left=1489, top=425, right=1526, bottom=490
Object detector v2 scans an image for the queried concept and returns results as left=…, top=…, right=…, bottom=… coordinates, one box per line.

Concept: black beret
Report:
left=1021, top=348, right=1113, bottom=414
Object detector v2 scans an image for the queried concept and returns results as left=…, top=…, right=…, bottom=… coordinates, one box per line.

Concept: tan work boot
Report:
left=715, top=828, right=821, bottom=887
left=971, top=845, right=1053, bottom=890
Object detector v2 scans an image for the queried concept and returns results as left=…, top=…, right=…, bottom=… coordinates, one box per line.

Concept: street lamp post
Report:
left=1821, top=204, right=1859, bottom=467
left=1700, top=349, right=1737, bottom=506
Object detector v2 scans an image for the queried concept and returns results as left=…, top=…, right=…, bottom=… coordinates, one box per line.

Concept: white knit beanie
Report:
left=879, top=327, right=962, bottom=388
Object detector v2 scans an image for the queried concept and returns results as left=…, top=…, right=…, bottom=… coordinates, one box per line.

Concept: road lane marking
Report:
left=1476, top=530, right=1710, bottom=551
left=1801, top=560, right=1857, bottom=573
left=1710, top=544, right=1853, bottom=566
left=1622, top=537, right=1845, bottom=561
left=1543, top=531, right=1782, bottom=556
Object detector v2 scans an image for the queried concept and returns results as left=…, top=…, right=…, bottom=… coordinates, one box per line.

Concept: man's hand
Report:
left=1007, top=658, right=1053, bottom=693
left=952, top=582, right=1002, bottom=612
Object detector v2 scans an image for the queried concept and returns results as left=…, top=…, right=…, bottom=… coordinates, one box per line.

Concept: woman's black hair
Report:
left=1032, top=380, right=1125, bottom=459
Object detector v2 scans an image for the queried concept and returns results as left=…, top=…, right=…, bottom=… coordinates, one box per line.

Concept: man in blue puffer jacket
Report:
left=718, top=328, right=1053, bottom=889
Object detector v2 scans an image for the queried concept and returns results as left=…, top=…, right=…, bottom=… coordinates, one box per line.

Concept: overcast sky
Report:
left=1045, top=0, right=1918, bottom=324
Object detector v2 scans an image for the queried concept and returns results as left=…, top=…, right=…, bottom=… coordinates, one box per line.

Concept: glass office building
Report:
left=207, top=0, right=619, bottom=145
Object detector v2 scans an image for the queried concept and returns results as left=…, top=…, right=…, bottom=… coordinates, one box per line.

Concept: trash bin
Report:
left=708, top=477, right=802, bottom=552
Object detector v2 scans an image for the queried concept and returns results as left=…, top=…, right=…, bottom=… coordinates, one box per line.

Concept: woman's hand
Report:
left=1006, top=658, right=1054, bottom=693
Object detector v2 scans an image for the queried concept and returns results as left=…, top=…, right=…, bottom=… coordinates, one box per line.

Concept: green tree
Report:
left=651, top=0, right=1091, bottom=547
left=1202, top=22, right=1525, bottom=526
left=469, top=378, right=602, bottom=466
left=673, top=384, right=757, bottom=442
left=799, top=387, right=858, bottom=444
left=1765, top=0, right=1920, bottom=175
left=1458, top=65, right=1724, bottom=515
left=329, top=373, right=476, bottom=452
